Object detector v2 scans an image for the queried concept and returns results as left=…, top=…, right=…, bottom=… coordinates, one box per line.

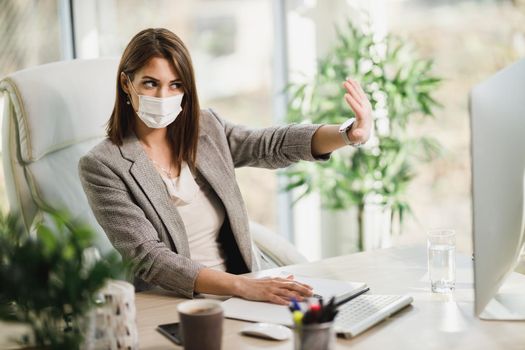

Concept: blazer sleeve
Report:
left=78, top=153, right=205, bottom=298
left=208, top=108, right=331, bottom=169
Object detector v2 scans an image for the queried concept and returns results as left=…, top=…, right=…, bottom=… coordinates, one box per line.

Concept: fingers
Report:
left=284, top=281, right=313, bottom=296
left=268, top=293, right=290, bottom=305
left=262, top=284, right=302, bottom=305
left=343, top=78, right=373, bottom=132
left=275, top=277, right=313, bottom=292
left=343, top=80, right=363, bottom=108
left=252, top=276, right=315, bottom=305
left=347, top=78, right=367, bottom=101
left=271, top=287, right=308, bottom=304
left=344, top=78, right=372, bottom=110
left=272, top=280, right=313, bottom=302
left=344, top=93, right=363, bottom=115
left=275, top=289, right=304, bottom=303
left=274, top=281, right=313, bottom=302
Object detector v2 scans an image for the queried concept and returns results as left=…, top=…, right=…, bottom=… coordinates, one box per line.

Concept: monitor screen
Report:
left=470, top=58, right=525, bottom=320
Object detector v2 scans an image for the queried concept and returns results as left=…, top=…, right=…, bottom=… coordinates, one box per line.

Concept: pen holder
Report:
left=83, top=280, right=139, bottom=350
left=294, top=322, right=336, bottom=350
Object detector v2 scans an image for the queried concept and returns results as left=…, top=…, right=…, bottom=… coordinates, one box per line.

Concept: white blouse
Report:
left=159, top=162, right=227, bottom=271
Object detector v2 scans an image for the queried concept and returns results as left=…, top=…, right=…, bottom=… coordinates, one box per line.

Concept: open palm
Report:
left=343, top=78, right=373, bottom=144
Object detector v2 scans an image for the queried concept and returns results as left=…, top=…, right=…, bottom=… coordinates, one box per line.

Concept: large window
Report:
left=0, top=0, right=64, bottom=212
left=285, top=0, right=525, bottom=258
left=2, top=0, right=523, bottom=255
left=373, top=0, right=525, bottom=253
left=0, top=0, right=279, bottom=232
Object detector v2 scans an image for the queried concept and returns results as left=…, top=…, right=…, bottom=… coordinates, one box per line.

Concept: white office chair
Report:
left=0, top=58, right=307, bottom=267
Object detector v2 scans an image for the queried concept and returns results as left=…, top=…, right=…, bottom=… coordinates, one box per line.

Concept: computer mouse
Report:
left=240, top=322, right=292, bottom=341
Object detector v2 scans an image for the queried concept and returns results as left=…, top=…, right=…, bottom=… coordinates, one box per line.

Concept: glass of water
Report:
left=427, top=229, right=456, bottom=293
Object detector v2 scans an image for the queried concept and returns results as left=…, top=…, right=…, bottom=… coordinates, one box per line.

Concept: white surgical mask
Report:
left=127, top=75, right=184, bottom=129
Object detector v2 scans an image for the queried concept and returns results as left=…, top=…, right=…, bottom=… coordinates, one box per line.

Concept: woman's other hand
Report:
left=343, top=78, right=373, bottom=145
left=235, top=274, right=313, bottom=305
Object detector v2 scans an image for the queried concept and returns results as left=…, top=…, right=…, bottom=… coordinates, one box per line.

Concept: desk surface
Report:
left=135, top=245, right=525, bottom=350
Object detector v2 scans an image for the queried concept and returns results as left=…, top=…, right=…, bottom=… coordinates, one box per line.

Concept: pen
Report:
left=292, top=310, right=304, bottom=327
left=310, top=303, right=321, bottom=323
left=290, top=297, right=301, bottom=311
left=302, top=298, right=322, bottom=325
left=321, top=296, right=336, bottom=323
left=335, top=287, right=370, bottom=307
left=290, top=294, right=342, bottom=325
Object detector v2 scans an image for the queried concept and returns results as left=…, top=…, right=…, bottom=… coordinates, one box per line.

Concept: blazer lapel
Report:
left=196, top=134, right=254, bottom=269
left=119, top=134, right=191, bottom=258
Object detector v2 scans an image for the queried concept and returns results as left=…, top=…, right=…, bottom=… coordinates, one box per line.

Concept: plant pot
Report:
left=320, top=200, right=392, bottom=256
left=320, top=207, right=360, bottom=258
left=81, top=280, right=138, bottom=350
left=362, top=200, right=392, bottom=251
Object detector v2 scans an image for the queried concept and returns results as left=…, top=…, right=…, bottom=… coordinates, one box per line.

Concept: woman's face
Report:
left=121, top=56, right=184, bottom=109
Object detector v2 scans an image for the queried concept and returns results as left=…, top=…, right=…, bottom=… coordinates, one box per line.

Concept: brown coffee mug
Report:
left=177, top=299, right=223, bottom=350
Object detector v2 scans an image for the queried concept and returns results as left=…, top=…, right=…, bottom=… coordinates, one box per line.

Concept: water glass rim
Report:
left=427, top=229, right=456, bottom=237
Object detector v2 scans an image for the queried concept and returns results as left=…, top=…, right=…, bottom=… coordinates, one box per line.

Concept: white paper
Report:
left=221, top=276, right=366, bottom=326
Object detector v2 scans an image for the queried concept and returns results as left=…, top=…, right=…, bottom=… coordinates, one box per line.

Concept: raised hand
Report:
left=343, top=78, right=373, bottom=145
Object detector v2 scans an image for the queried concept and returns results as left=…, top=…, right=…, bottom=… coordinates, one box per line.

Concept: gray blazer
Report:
left=78, top=108, right=328, bottom=298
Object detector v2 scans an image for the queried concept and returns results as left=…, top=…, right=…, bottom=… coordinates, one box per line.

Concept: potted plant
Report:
left=285, top=19, right=442, bottom=252
left=0, top=210, right=129, bottom=349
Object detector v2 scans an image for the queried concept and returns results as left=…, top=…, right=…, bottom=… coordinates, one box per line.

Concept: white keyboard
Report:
left=334, top=294, right=413, bottom=338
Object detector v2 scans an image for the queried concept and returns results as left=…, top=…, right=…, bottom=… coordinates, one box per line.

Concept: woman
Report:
left=79, top=28, right=372, bottom=305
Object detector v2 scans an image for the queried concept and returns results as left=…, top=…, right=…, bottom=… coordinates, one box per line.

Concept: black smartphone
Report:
left=157, top=322, right=182, bottom=346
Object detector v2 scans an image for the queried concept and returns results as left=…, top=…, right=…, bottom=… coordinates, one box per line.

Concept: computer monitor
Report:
left=470, top=58, right=525, bottom=320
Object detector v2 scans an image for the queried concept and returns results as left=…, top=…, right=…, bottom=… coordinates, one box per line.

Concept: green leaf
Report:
left=0, top=210, right=130, bottom=348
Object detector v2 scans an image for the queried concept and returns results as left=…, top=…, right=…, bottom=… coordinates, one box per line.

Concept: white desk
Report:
left=135, top=245, right=525, bottom=349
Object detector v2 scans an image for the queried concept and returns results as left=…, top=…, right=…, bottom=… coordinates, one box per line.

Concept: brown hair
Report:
left=107, top=28, right=200, bottom=169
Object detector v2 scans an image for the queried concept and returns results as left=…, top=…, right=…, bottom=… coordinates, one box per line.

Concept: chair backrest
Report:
left=0, top=58, right=120, bottom=253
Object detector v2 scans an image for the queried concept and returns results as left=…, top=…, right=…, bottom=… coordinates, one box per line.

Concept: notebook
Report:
left=221, top=275, right=367, bottom=326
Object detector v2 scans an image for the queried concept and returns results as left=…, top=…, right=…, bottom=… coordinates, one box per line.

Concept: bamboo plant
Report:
left=285, top=19, right=443, bottom=250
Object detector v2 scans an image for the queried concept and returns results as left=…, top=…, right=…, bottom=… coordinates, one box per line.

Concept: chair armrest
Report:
left=249, top=221, right=308, bottom=267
